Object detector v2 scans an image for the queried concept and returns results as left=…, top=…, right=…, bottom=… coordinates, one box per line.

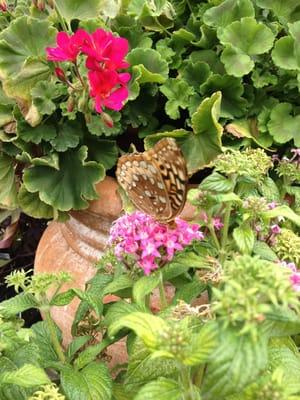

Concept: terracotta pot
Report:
left=34, top=176, right=197, bottom=365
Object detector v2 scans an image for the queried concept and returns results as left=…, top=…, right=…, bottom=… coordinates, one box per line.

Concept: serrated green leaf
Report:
left=103, top=275, right=134, bottom=296
left=173, top=279, right=206, bottom=304
left=134, top=378, right=183, bottom=400
left=183, top=322, right=217, bottom=366
left=86, top=138, right=118, bottom=170
left=263, top=308, right=300, bottom=337
left=66, top=336, right=92, bottom=362
left=31, top=81, right=66, bottom=115
left=23, top=146, right=105, bottom=211
left=181, top=61, right=211, bottom=91
left=50, top=289, right=76, bottom=306
left=258, top=177, right=280, bottom=202
left=203, top=0, right=254, bottom=28
left=61, top=362, right=112, bottom=400
left=50, top=120, right=81, bottom=152
left=31, top=321, right=62, bottom=368
left=0, top=364, right=50, bottom=387
left=0, top=293, right=38, bottom=317
left=109, top=312, right=168, bottom=349
left=253, top=241, right=278, bottom=261
left=86, top=112, right=122, bottom=137
left=16, top=120, right=56, bottom=144
left=133, top=274, right=160, bottom=307
left=199, top=171, right=233, bottom=192
left=263, top=205, right=300, bottom=226
left=233, top=224, right=255, bottom=254
left=104, top=301, right=143, bottom=330
left=73, top=338, right=113, bottom=370
left=202, top=327, right=268, bottom=399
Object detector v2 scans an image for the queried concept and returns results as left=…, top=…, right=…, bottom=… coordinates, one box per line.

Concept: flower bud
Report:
left=37, top=0, right=45, bottom=11
left=66, top=96, right=74, bottom=113
left=101, top=112, right=114, bottom=128
left=55, top=67, right=66, bottom=82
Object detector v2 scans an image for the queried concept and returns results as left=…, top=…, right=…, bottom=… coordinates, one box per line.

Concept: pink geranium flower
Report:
left=88, top=69, right=130, bottom=112
left=109, top=211, right=204, bottom=275
left=46, top=29, right=90, bottom=62
left=82, top=28, right=130, bottom=70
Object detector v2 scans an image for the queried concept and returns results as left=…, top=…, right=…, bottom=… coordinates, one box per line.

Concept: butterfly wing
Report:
left=116, top=138, right=187, bottom=222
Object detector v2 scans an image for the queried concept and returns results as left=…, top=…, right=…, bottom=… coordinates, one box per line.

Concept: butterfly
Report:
left=116, top=138, right=188, bottom=223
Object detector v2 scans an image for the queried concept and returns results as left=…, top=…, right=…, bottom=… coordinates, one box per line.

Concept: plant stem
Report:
left=54, top=3, right=69, bottom=32
left=208, top=223, right=221, bottom=250
left=193, top=364, right=205, bottom=387
left=44, top=310, right=65, bottom=363
left=180, top=365, right=197, bottom=400
left=158, top=271, right=168, bottom=310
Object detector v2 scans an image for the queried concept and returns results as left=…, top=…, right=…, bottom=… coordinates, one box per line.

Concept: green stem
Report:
left=44, top=310, right=65, bottom=363
left=193, top=364, right=205, bottom=387
left=54, top=3, right=70, bottom=32
left=153, top=16, right=172, bottom=37
left=180, top=365, right=197, bottom=400
left=158, top=271, right=168, bottom=310
left=208, top=223, right=221, bottom=250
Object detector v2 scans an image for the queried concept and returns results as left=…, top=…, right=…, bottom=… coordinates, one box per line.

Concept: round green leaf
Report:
left=203, top=0, right=254, bottom=28
left=17, top=184, right=55, bottom=219
left=218, top=17, right=275, bottom=55
left=268, top=103, right=300, bottom=145
left=221, top=45, right=254, bottom=77
left=160, top=78, right=194, bottom=119
left=127, top=48, right=169, bottom=84
left=256, top=0, right=300, bottom=20
left=272, top=36, right=298, bottom=70
left=0, top=16, right=56, bottom=78
left=55, top=0, right=102, bottom=23
left=200, top=73, right=247, bottom=118
left=23, top=146, right=105, bottom=211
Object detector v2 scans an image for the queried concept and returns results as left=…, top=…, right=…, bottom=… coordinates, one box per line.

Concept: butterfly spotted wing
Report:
left=116, top=138, right=188, bottom=223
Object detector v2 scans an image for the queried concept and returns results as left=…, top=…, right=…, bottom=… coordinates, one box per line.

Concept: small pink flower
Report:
left=212, top=217, right=224, bottom=230
left=270, top=224, right=281, bottom=234
left=290, top=273, right=300, bottom=292
left=46, top=30, right=90, bottom=62
left=55, top=67, right=66, bottom=82
left=267, top=201, right=277, bottom=210
left=109, top=211, right=204, bottom=275
left=88, top=69, right=129, bottom=112
left=0, top=0, right=7, bottom=11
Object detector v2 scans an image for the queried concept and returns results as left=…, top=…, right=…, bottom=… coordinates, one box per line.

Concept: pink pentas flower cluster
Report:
left=280, top=261, right=300, bottom=292
left=109, top=211, right=204, bottom=275
left=46, top=29, right=131, bottom=114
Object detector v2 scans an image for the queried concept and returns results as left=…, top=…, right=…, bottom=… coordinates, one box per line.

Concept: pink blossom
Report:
left=212, top=217, right=224, bottom=230
left=267, top=201, right=277, bottom=210
left=109, top=211, right=204, bottom=275
left=280, top=261, right=300, bottom=291
left=88, top=69, right=129, bottom=112
left=270, top=224, right=281, bottom=234
left=46, top=30, right=90, bottom=62
left=82, top=28, right=130, bottom=71
left=0, top=0, right=7, bottom=11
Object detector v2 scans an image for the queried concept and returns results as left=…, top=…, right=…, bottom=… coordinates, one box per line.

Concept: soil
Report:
left=0, top=214, right=47, bottom=326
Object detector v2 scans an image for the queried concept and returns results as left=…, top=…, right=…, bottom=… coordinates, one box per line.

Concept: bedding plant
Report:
left=1, top=0, right=300, bottom=399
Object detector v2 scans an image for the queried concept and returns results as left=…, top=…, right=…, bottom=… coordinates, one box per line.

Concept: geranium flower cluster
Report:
left=109, top=211, right=204, bottom=275
left=280, top=261, right=300, bottom=292
left=46, top=29, right=131, bottom=114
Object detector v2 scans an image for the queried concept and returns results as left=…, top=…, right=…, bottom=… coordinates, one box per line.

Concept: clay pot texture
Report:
left=34, top=176, right=197, bottom=356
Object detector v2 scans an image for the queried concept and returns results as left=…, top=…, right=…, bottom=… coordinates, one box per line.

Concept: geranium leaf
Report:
left=23, top=146, right=105, bottom=211
left=0, top=153, right=17, bottom=205
left=218, top=17, right=275, bottom=55
left=272, top=36, right=298, bottom=70
left=50, top=121, right=81, bottom=152
left=256, top=0, right=300, bottom=21
left=134, top=378, right=183, bottom=400
left=159, top=79, right=194, bottom=119
left=86, top=112, right=122, bottom=137
left=226, top=118, right=273, bottom=149
left=220, top=45, right=254, bottom=77
left=17, top=185, right=56, bottom=219
left=127, top=48, right=169, bottom=84
left=31, top=81, right=66, bottom=116
left=55, top=0, right=102, bottom=23
left=16, top=119, right=56, bottom=144
left=86, top=138, right=118, bottom=170
left=180, top=61, right=211, bottom=91
left=0, top=16, right=56, bottom=78
left=61, top=362, right=112, bottom=400
left=203, top=0, right=254, bottom=28
left=200, top=74, right=247, bottom=118
left=268, top=103, right=300, bottom=146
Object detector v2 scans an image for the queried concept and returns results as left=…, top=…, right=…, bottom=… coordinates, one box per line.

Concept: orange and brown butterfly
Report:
left=116, top=138, right=188, bottom=223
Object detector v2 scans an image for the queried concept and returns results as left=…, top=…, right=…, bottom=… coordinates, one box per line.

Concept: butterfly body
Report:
left=116, top=138, right=188, bottom=223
